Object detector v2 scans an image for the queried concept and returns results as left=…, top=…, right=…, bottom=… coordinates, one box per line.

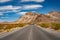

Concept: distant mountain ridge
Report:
left=16, top=12, right=60, bottom=23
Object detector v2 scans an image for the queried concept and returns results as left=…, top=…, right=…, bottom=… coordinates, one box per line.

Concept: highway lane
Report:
left=0, top=25, right=60, bottom=40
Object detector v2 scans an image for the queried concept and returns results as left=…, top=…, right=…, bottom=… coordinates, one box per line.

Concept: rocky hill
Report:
left=46, top=12, right=60, bottom=22
left=16, top=12, right=60, bottom=23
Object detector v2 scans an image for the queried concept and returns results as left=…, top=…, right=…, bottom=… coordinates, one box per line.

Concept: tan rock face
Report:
left=17, top=12, right=60, bottom=23
left=17, top=12, right=38, bottom=23
left=46, top=12, right=60, bottom=22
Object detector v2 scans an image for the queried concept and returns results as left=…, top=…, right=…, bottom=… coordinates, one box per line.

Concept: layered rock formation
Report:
left=16, top=12, right=60, bottom=23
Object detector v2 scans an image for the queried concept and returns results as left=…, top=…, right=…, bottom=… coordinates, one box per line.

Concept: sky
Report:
left=0, top=0, right=60, bottom=22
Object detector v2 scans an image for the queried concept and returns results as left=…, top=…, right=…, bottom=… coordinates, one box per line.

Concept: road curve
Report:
left=0, top=25, right=60, bottom=40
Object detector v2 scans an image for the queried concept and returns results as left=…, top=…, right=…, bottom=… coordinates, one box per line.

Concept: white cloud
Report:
left=21, top=0, right=44, bottom=2
left=0, top=5, right=43, bottom=16
left=22, top=5, right=43, bottom=10
left=0, top=0, right=11, bottom=3
left=17, top=12, right=27, bottom=15
left=0, top=5, right=43, bottom=14
left=0, top=5, right=21, bottom=10
left=0, top=5, right=21, bottom=15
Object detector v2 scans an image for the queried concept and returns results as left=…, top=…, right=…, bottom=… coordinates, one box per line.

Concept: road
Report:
left=0, top=25, right=60, bottom=40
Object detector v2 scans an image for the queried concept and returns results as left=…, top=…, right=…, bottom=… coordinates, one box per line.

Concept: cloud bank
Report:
left=21, top=0, right=44, bottom=2
left=0, top=0, right=11, bottom=3
left=22, top=5, right=43, bottom=10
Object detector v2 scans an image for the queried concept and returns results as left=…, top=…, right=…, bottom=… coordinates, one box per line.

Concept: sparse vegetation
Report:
left=0, top=23, right=26, bottom=32
left=38, top=22, right=60, bottom=30
left=38, top=23, right=50, bottom=28
left=51, top=23, right=60, bottom=30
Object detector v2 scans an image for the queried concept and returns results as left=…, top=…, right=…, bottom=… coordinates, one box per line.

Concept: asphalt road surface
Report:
left=0, top=25, right=60, bottom=40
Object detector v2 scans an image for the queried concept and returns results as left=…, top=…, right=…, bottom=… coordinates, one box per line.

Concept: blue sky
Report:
left=0, top=0, right=60, bottom=22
